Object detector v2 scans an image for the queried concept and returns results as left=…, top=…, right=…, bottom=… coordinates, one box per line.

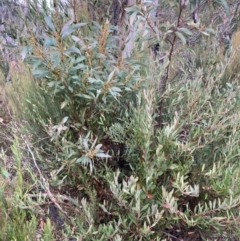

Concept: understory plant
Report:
left=21, top=0, right=148, bottom=175
left=2, top=0, right=240, bottom=240
left=106, top=62, right=240, bottom=240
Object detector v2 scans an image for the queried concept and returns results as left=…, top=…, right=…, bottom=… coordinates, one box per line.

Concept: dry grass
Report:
left=0, top=77, right=12, bottom=154
left=4, top=63, right=36, bottom=118
left=222, top=30, right=240, bottom=84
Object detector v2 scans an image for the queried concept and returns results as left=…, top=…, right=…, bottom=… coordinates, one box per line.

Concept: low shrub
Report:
left=1, top=0, right=240, bottom=240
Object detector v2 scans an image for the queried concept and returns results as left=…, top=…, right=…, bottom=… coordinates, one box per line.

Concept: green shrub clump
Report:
left=1, top=0, right=240, bottom=240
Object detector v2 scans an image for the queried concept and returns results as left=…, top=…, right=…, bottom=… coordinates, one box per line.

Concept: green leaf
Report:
left=21, top=46, right=32, bottom=60
left=109, top=87, right=122, bottom=100
left=72, top=35, right=81, bottom=42
left=3, top=44, right=17, bottom=48
left=61, top=22, right=87, bottom=39
left=48, top=81, right=59, bottom=87
left=201, top=31, right=210, bottom=36
left=64, top=46, right=81, bottom=55
left=95, top=144, right=102, bottom=150
left=70, top=64, right=86, bottom=71
left=76, top=156, right=91, bottom=164
left=33, top=69, right=50, bottom=77
left=1, top=168, right=10, bottom=179
left=125, top=6, right=141, bottom=13
left=95, top=152, right=111, bottom=158
left=219, top=0, right=229, bottom=15
left=75, top=56, right=85, bottom=63
left=130, top=11, right=138, bottom=26
left=88, top=77, right=103, bottom=84
left=61, top=20, right=74, bottom=34
left=169, top=164, right=178, bottom=170
left=205, top=28, right=215, bottom=35
left=61, top=100, right=70, bottom=109
left=177, top=27, right=193, bottom=36
left=75, top=93, right=93, bottom=99
left=107, top=70, right=115, bottom=82
left=44, top=16, right=55, bottom=32
left=110, top=87, right=122, bottom=92
left=99, top=204, right=111, bottom=214
left=44, top=37, right=57, bottom=46
left=176, top=31, right=186, bottom=44
left=62, top=116, right=68, bottom=124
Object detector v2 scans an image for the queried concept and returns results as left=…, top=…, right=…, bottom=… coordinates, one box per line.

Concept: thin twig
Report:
left=156, top=1, right=186, bottom=128
left=24, top=138, right=67, bottom=215
left=160, top=230, right=183, bottom=241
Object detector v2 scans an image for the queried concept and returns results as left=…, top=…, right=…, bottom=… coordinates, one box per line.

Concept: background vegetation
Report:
left=0, top=0, right=240, bottom=240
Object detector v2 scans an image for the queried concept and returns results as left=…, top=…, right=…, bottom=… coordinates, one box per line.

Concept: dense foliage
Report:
left=0, top=0, right=240, bottom=240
